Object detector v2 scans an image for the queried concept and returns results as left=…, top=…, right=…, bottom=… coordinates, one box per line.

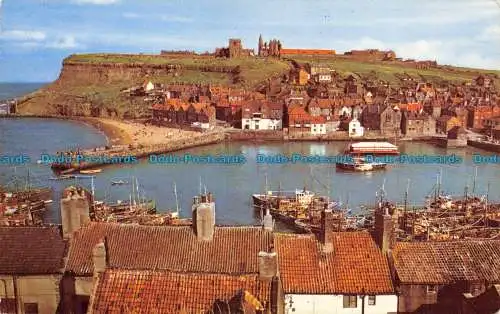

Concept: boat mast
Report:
left=199, top=176, right=202, bottom=195
left=485, top=182, right=490, bottom=228
left=174, top=182, right=180, bottom=216
left=131, top=176, right=136, bottom=206
left=91, top=175, right=95, bottom=201
left=264, top=173, right=269, bottom=193
left=472, top=166, right=478, bottom=196
left=135, top=177, right=140, bottom=206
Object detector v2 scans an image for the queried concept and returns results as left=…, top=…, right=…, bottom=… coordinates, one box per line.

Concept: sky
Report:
left=0, top=0, right=499, bottom=82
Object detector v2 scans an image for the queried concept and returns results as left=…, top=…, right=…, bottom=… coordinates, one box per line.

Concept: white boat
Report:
left=346, top=141, right=399, bottom=155
left=111, top=180, right=128, bottom=185
left=80, top=169, right=102, bottom=174
left=336, top=142, right=398, bottom=172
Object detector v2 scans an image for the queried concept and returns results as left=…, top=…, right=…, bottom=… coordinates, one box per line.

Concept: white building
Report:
left=349, top=118, right=364, bottom=137
left=314, top=73, right=332, bottom=83
left=340, top=106, right=352, bottom=118
left=242, top=113, right=282, bottom=130
left=275, top=216, right=398, bottom=314
left=311, top=117, right=327, bottom=135
left=241, top=101, right=283, bottom=130
left=143, top=80, right=154, bottom=92
left=0, top=103, right=10, bottom=115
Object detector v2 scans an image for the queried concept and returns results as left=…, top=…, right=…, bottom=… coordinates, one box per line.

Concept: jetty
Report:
left=51, top=131, right=226, bottom=172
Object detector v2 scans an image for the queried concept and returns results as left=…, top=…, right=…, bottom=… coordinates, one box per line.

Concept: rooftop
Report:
left=88, top=269, right=271, bottom=313
left=392, top=240, right=500, bottom=284
left=0, top=226, right=68, bottom=275
left=275, top=232, right=394, bottom=295
left=66, top=222, right=273, bottom=276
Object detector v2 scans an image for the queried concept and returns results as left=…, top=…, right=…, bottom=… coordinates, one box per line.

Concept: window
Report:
left=24, top=303, right=38, bottom=314
left=426, top=285, right=437, bottom=294
left=368, top=295, right=376, bottom=306
left=343, top=295, right=357, bottom=308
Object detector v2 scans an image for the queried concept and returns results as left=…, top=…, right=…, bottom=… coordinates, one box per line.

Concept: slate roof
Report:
left=275, top=232, right=394, bottom=295
left=88, top=270, right=271, bottom=314
left=66, top=222, right=272, bottom=276
left=0, top=226, right=68, bottom=275
left=392, top=240, right=500, bottom=284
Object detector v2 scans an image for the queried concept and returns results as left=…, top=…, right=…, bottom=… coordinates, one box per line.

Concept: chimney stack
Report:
left=320, top=207, right=334, bottom=253
left=374, top=204, right=394, bottom=253
left=92, top=239, right=107, bottom=276
left=192, top=193, right=215, bottom=241
left=262, top=206, right=274, bottom=232
left=258, top=248, right=278, bottom=281
left=60, top=186, right=90, bottom=239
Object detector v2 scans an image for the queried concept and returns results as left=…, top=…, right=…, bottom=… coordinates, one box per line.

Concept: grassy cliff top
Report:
left=64, top=53, right=291, bottom=88
left=288, top=55, right=500, bottom=86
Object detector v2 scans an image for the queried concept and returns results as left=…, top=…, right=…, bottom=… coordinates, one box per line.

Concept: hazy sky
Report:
left=0, top=0, right=499, bottom=82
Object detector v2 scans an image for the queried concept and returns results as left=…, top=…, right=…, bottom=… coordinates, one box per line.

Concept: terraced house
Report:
left=274, top=210, right=398, bottom=314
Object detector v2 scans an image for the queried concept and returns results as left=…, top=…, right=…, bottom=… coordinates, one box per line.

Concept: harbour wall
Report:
left=467, top=140, right=500, bottom=153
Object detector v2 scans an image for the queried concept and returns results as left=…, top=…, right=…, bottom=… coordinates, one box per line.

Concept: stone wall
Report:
left=0, top=275, right=62, bottom=314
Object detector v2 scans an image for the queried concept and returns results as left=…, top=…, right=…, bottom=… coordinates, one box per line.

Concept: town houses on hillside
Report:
left=109, top=36, right=500, bottom=139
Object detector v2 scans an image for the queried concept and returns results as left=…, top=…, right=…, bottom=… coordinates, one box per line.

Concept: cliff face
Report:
left=18, top=61, right=229, bottom=116
left=55, top=61, right=179, bottom=85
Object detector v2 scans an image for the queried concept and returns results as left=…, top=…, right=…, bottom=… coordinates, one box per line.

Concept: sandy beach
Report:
left=78, top=117, right=203, bottom=146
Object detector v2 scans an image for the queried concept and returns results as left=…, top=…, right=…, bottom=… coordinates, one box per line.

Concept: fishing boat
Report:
left=111, top=179, right=128, bottom=185
left=336, top=157, right=387, bottom=172
left=49, top=175, right=76, bottom=180
left=336, top=141, right=399, bottom=172
left=80, top=169, right=102, bottom=174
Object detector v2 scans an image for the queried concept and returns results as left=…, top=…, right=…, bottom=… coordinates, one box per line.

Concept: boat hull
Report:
left=336, top=162, right=387, bottom=172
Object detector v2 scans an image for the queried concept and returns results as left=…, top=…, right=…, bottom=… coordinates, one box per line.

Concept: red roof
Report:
left=89, top=270, right=271, bottom=313
left=0, top=226, right=68, bottom=275
left=392, top=240, right=500, bottom=285
left=66, top=223, right=273, bottom=276
left=275, top=232, right=394, bottom=294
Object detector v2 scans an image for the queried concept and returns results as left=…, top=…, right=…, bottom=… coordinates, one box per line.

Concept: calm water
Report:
left=0, top=82, right=47, bottom=101
left=1, top=118, right=500, bottom=225
left=1, top=84, right=499, bottom=224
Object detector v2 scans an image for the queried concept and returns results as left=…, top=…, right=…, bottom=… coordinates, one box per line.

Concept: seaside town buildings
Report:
left=134, top=36, right=500, bottom=140
left=144, top=67, right=497, bottom=139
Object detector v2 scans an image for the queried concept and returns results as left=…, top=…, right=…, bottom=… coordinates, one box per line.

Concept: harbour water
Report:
left=1, top=83, right=500, bottom=225
left=2, top=117, right=500, bottom=226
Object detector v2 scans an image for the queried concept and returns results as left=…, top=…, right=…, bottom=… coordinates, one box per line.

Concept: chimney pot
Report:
left=258, top=251, right=278, bottom=281
left=320, top=209, right=334, bottom=253
left=92, top=239, right=107, bottom=275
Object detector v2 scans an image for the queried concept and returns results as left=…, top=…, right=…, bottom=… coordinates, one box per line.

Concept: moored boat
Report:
left=80, top=169, right=102, bottom=174
left=336, top=141, right=399, bottom=172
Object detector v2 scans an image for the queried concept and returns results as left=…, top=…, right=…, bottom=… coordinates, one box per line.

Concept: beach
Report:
left=77, top=117, right=204, bottom=146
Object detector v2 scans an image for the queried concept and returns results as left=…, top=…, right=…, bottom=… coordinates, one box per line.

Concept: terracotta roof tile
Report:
left=66, top=223, right=272, bottom=276
left=0, top=226, right=68, bottom=274
left=392, top=240, right=500, bottom=284
left=89, top=270, right=271, bottom=314
left=275, top=232, right=394, bottom=294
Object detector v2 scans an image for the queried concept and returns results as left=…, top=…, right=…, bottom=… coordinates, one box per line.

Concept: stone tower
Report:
left=228, top=39, right=242, bottom=58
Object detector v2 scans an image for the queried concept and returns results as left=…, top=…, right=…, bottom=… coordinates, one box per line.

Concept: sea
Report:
left=1, top=83, right=500, bottom=225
